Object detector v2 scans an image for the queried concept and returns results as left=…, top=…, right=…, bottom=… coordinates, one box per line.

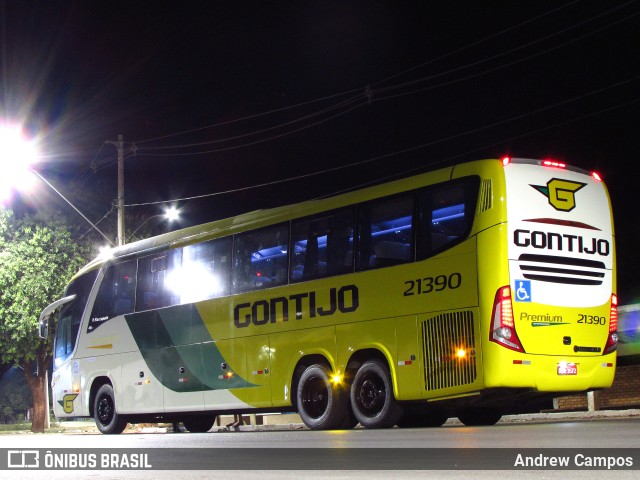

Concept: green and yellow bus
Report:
left=39, top=158, right=617, bottom=433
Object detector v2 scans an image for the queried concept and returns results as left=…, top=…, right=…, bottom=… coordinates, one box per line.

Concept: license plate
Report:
left=557, top=363, right=578, bottom=375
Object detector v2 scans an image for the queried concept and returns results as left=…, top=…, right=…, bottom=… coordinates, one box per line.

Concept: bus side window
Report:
left=232, top=224, right=289, bottom=293
left=89, top=260, right=137, bottom=321
left=136, top=250, right=182, bottom=311
left=356, top=195, right=414, bottom=271
left=180, top=237, right=232, bottom=303
left=290, top=208, right=354, bottom=282
left=417, top=177, right=479, bottom=259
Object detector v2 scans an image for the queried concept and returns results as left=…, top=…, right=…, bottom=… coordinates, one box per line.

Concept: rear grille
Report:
left=422, top=310, right=477, bottom=391
left=517, top=254, right=606, bottom=285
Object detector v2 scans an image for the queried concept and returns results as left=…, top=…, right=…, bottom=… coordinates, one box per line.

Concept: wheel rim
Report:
left=357, top=375, right=385, bottom=415
left=97, top=395, right=114, bottom=426
left=301, top=376, right=328, bottom=419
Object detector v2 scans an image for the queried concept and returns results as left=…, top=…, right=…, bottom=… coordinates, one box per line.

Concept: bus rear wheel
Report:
left=94, top=384, right=127, bottom=434
left=457, top=407, right=502, bottom=426
left=182, top=415, right=216, bottom=433
left=297, top=364, right=348, bottom=430
left=350, top=360, right=402, bottom=429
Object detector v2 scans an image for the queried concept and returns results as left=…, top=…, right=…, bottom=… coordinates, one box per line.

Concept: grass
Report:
left=0, top=422, right=32, bottom=432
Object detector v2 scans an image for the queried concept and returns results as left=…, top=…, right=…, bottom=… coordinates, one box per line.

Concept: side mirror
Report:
left=38, top=316, right=49, bottom=339
left=37, top=294, right=77, bottom=339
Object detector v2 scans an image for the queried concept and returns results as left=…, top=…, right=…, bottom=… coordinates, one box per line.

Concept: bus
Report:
left=38, top=158, right=617, bottom=433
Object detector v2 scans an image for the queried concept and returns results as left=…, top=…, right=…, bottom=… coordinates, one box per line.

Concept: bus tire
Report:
left=457, top=407, right=502, bottom=426
left=94, top=384, right=127, bottom=434
left=350, top=360, right=402, bottom=429
left=297, top=364, right=348, bottom=430
left=182, top=415, right=216, bottom=433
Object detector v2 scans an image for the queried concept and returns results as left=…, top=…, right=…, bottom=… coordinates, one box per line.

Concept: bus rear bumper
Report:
left=484, top=353, right=617, bottom=392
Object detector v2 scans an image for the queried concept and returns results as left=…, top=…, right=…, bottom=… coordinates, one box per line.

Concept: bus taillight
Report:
left=592, top=171, right=603, bottom=182
left=542, top=159, right=567, bottom=169
left=604, top=294, right=618, bottom=354
left=490, top=286, right=524, bottom=352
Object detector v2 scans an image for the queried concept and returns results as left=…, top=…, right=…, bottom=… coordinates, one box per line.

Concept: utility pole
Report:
left=106, top=134, right=125, bottom=246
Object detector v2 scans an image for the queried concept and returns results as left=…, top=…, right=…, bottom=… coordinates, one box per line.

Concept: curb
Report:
left=2, top=408, right=635, bottom=434
left=44, top=408, right=640, bottom=434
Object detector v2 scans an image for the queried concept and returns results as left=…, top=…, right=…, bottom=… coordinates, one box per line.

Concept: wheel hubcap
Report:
left=358, top=377, right=384, bottom=414
left=302, top=377, right=328, bottom=419
left=97, top=397, right=113, bottom=425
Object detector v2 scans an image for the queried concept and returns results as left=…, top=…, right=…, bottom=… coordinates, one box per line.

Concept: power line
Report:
left=88, top=0, right=640, bottom=211
left=133, top=92, right=365, bottom=151
left=113, top=1, right=640, bottom=161
left=133, top=87, right=364, bottom=146
left=370, top=0, right=581, bottom=88
left=373, top=3, right=640, bottom=101
left=132, top=100, right=368, bottom=157
left=140, top=0, right=581, bottom=148
left=123, top=75, right=640, bottom=207
left=319, top=96, right=640, bottom=200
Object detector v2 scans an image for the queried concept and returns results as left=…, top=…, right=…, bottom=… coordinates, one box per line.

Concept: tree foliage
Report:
left=0, top=209, right=90, bottom=364
left=0, top=209, right=92, bottom=431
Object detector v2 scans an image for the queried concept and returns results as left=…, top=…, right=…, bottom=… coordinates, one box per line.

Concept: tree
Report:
left=0, top=209, right=91, bottom=432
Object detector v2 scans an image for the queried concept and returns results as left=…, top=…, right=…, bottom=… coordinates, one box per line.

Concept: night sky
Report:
left=2, top=1, right=640, bottom=301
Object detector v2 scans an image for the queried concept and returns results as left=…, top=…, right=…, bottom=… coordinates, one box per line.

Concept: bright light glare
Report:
left=166, top=263, right=223, bottom=303
left=98, top=245, right=114, bottom=260
left=0, top=125, right=39, bottom=201
left=456, top=348, right=467, bottom=359
left=164, top=206, right=180, bottom=221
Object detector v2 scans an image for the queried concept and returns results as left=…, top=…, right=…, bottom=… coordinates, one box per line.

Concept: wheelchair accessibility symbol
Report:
left=515, top=280, right=532, bottom=302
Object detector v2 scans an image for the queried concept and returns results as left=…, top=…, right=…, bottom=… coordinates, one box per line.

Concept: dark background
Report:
left=2, top=1, right=639, bottom=301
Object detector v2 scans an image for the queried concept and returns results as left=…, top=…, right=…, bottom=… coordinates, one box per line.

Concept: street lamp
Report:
left=0, top=123, right=115, bottom=246
left=126, top=206, right=180, bottom=242
left=0, top=124, right=38, bottom=200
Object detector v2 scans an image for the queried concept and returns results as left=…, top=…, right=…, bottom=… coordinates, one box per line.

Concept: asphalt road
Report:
left=1, top=415, right=639, bottom=479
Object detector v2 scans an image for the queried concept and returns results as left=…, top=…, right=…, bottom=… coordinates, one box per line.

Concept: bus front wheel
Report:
left=94, top=384, right=127, bottom=434
left=350, top=360, right=402, bottom=428
left=297, top=364, right=348, bottom=430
